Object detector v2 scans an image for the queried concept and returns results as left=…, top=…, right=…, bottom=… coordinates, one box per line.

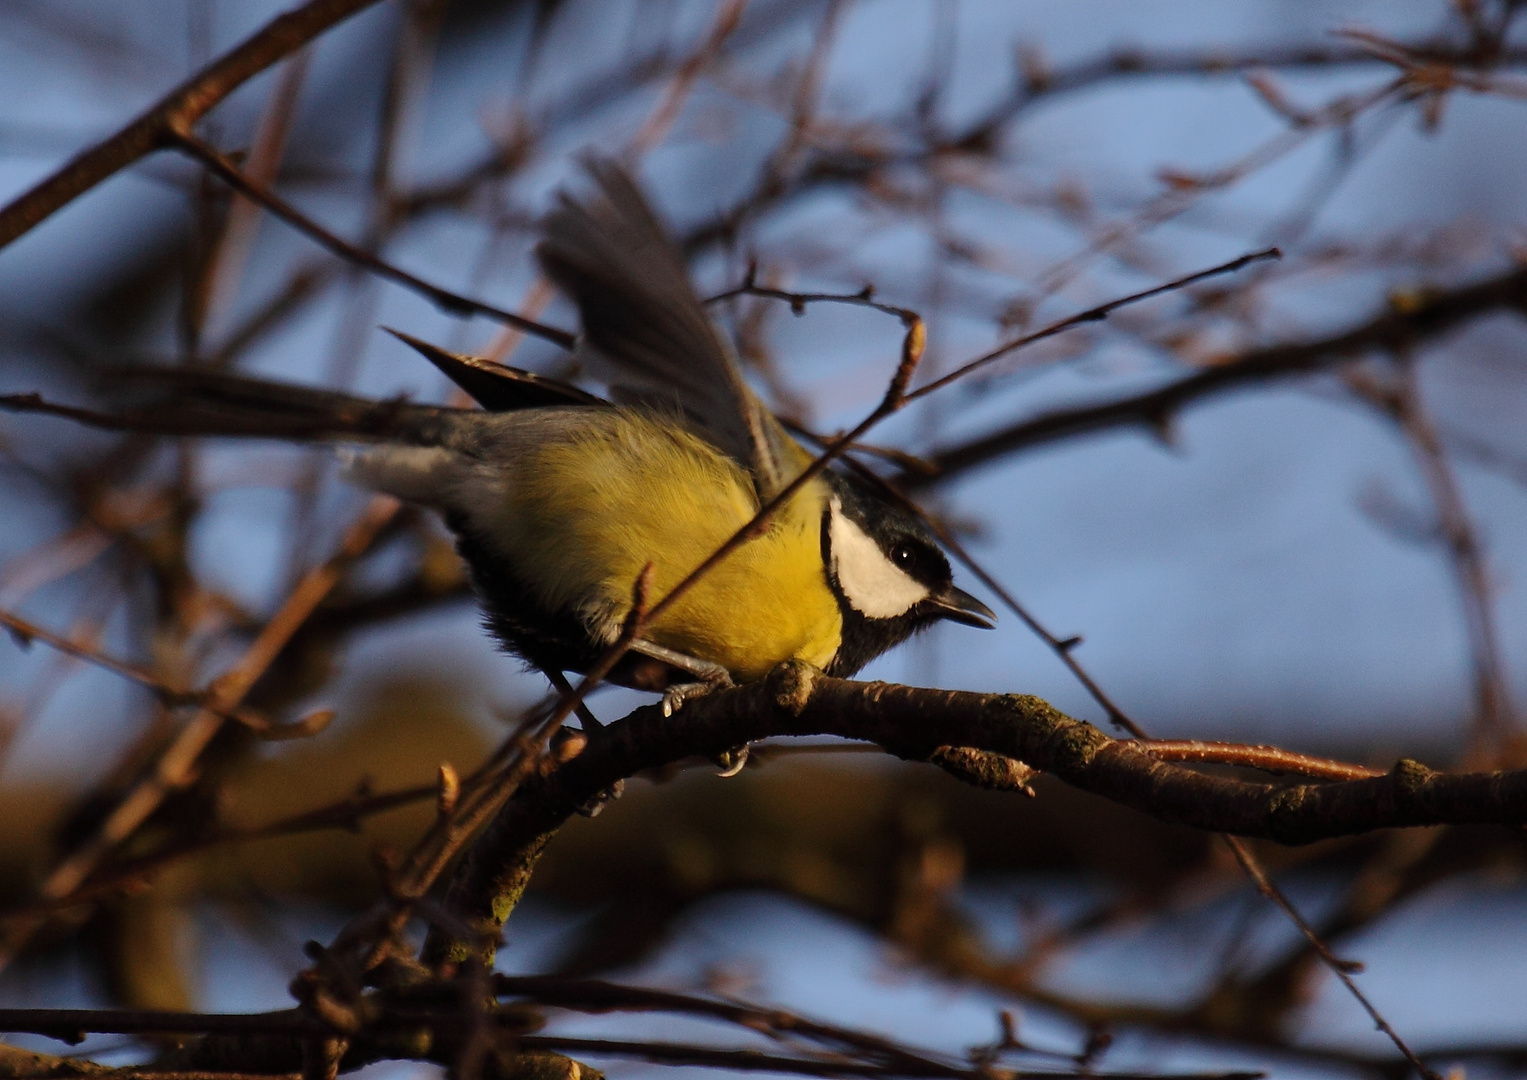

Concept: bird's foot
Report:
left=660, top=673, right=732, bottom=717
left=630, top=641, right=743, bottom=771
left=633, top=640, right=734, bottom=718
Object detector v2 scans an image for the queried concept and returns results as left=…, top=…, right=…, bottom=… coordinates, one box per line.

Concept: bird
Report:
left=104, top=160, right=995, bottom=729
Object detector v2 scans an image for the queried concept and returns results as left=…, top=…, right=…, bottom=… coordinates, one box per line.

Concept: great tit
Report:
left=117, top=161, right=996, bottom=711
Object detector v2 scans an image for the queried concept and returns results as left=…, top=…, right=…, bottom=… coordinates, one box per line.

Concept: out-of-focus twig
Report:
left=170, top=131, right=576, bottom=348
left=917, top=264, right=1527, bottom=484
left=0, top=607, right=331, bottom=740
left=0, top=0, right=387, bottom=250
left=627, top=0, right=750, bottom=156
left=0, top=496, right=400, bottom=968
left=1346, top=362, right=1515, bottom=759
left=1221, top=834, right=1440, bottom=1080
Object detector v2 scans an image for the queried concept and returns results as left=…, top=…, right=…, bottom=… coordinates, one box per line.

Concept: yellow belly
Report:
left=485, top=411, right=841, bottom=682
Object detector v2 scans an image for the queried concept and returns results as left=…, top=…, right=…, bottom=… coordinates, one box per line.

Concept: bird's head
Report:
left=821, top=475, right=995, bottom=677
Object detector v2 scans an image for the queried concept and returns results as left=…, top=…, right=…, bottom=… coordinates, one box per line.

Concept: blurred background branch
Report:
left=4, top=2, right=1527, bottom=1080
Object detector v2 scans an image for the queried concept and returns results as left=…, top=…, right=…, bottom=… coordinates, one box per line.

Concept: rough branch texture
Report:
left=424, top=662, right=1527, bottom=963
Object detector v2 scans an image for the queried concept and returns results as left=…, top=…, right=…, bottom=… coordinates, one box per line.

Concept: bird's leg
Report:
left=628, top=640, right=734, bottom=715
left=541, top=667, right=623, bottom=815
left=543, top=666, right=604, bottom=731
left=627, top=640, right=747, bottom=775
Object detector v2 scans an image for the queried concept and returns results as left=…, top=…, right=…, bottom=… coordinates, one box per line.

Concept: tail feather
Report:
left=103, top=367, right=466, bottom=446
left=338, top=444, right=461, bottom=504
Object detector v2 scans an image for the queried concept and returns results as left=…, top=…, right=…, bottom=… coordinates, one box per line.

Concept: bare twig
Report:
left=421, top=660, right=1527, bottom=976
left=1221, top=835, right=1440, bottom=1080
left=0, top=608, right=330, bottom=740
left=917, top=264, right=1527, bottom=484
left=170, top=131, right=576, bottom=348
left=0, top=496, right=400, bottom=967
left=1137, top=741, right=1384, bottom=781
left=905, top=247, right=1282, bottom=402
left=1347, top=363, right=1515, bottom=757
left=0, top=995, right=1263, bottom=1080
left=0, top=0, right=387, bottom=250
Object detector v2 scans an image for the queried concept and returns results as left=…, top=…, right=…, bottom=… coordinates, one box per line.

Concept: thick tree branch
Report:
left=0, top=992, right=1265, bottom=1080
left=424, top=662, right=1527, bottom=965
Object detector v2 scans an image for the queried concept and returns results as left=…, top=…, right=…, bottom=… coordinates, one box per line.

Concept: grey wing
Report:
left=536, top=158, right=802, bottom=498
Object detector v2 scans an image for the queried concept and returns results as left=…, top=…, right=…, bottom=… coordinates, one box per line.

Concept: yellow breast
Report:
left=484, top=410, right=841, bottom=682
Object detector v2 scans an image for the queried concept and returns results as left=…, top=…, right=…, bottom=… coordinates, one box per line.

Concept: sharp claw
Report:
left=661, top=683, right=696, bottom=716
left=661, top=676, right=730, bottom=717
left=714, top=745, right=749, bottom=777
left=655, top=677, right=745, bottom=774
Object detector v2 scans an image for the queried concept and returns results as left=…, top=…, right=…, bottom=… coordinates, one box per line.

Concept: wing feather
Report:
left=536, top=159, right=805, bottom=498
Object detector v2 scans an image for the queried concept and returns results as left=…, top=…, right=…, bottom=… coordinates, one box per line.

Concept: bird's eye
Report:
left=889, top=542, right=915, bottom=569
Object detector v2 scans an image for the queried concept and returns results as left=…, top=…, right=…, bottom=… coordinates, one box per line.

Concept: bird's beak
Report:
left=925, top=585, right=997, bottom=629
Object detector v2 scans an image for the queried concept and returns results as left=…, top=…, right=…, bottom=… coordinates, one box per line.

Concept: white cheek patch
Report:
left=828, top=498, right=930, bottom=618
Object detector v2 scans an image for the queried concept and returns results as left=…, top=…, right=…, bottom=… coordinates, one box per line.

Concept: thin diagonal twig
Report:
left=170, top=131, right=576, bottom=349
left=0, top=0, right=387, bottom=250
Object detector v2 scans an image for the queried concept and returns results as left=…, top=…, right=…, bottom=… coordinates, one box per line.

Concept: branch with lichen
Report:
left=423, top=661, right=1526, bottom=967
